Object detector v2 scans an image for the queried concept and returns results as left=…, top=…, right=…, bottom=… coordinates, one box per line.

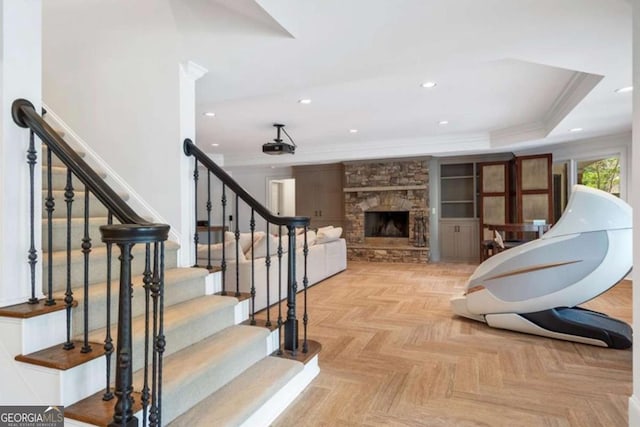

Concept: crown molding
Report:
left=543, top=71, right=603, bottom=132
left=489, top=121, right=547, bottom=147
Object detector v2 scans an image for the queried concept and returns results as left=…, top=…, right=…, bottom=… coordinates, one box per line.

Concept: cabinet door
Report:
left=457, top=221, right=479, bottom=261
left=440, top=220, right=479, bottom=261
left=516, top=154, right=552, bottom=223
left=293, top=164, right=345, bottom=228
left=478, top=161, right=510, bottom=241
left=440, top=223, right=458, bottom=259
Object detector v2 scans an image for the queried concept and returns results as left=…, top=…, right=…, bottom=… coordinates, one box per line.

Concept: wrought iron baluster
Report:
left=220, top=184, right=227, bottom=296
left=285, top=225, right=298, bottom=354
left=149, top=242, right=160, bottom=427
left=265, top=221, right=271, bottom=328
left=302, top=226, right=309, bottom=353
left=249, top=209, right=256, bottom=325
left=156, top=241, right=166, bottom=427
left=81, top=186, right=92, bottom=353
left=103, top=212, right=114, bottom=401
left=193, top=159, right=199, bottom=267
left=63, top=170, right=75, bottom=350
left=277, top=227, right=284, bottom=355
left=234, top=194, right=240, bottom=297
left=27, top=130, right=38, bottom=304
left=206, top=171, right=212, bottom=270
left=45, top=147, right=55, bottom=306
left=141, top=243, right=152, bottom=424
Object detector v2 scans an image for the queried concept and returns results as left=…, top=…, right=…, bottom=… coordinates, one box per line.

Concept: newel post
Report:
left=101, top=224, right=169, bottom=427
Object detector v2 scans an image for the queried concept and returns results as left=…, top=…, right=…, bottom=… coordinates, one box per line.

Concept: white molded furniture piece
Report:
left=451, top=185, right=632, bottom=349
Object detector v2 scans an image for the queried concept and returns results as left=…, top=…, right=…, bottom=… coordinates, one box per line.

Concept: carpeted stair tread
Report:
left=41, top=149, right=85, bottom=168
left=43, top=190, right=129, bottom=219
left=137, top=325, right=269, bottom=423
left=168, top=356, right=303, bottom=427
left=42, top=217, right=109, bottom=252
left=57, top=267, right=210, bottom=333
left=43, top=240, right=179, bottom=292
left=43, top=165, right=107, bottom=192
left=85, top=294, right=239, bottom=380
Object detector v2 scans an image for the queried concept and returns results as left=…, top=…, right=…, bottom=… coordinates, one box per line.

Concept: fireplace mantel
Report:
left=343, top=185, right=427, bottom=193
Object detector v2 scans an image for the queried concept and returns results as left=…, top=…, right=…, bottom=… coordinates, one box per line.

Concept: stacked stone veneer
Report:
left=344, top=159, right=430, bottom=263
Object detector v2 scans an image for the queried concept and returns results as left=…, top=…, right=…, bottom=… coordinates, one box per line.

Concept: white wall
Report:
left=0, top=0, right=42, bottom=306
left=224, top=166, right=293, bottom=233
left=41, top=1, right=185, bottom=236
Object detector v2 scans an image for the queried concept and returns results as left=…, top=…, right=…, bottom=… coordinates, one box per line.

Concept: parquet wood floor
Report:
left=260, top=261, right=632, bottom=427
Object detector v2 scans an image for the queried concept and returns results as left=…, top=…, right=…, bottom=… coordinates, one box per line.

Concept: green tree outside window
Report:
left=580, top=157, right=620, bottom=196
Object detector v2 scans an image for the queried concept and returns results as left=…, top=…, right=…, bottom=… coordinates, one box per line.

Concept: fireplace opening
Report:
left=365, top=211, right=409, bottom=238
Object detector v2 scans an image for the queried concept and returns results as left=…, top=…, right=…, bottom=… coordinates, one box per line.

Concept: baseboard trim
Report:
left=629, top=394, right=640, bottom=426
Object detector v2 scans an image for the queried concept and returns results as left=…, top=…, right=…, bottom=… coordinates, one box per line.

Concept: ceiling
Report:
left=176, top=0, right=632, bottom=166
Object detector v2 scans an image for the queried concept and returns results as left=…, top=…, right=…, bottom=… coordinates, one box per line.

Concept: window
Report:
left=578, top=156, right=620, bottom=197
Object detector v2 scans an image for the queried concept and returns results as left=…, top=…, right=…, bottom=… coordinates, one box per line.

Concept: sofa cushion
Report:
left=224, top=231, right=263, bottom=254
left=316, top=226, right=342, bottom=243
left=246, top=233, right=285, bottom=259
left=198, top=241, right=247, bottom=262
left=296, top=230, right=317, bottom=248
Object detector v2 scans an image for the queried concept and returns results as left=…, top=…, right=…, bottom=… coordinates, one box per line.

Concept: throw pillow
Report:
left=316, top=226, right=343, bottom=243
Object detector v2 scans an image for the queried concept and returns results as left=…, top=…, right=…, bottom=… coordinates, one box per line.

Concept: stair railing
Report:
left=12, top=98, right=168, bottom=427
left=183, top=139, right=311, bottom=354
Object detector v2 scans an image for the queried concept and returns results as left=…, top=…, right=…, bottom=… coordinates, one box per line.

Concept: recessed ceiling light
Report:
left=569, top=127, right=583, bottom=132
left=438, top=120, right=449, bottom=125
left=349, top=129, right=358, bottom=133
left=615, top=86, right=633, bottom=93
left=421, top=81, right=437, bottom=88
left=298, top=99, right=312, bottom=104
left=203, top=112, right=216, bottom=117
left=211, top=143, right=219, bottom=147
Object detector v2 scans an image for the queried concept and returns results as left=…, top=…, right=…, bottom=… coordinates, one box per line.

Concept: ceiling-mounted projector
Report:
left=263, top=123, right=296, bottom=155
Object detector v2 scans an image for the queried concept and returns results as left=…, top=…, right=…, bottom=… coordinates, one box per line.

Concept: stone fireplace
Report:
left=344, top=159, right=430, bottom=263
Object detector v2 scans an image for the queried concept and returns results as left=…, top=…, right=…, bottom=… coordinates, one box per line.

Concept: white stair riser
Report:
left=16, top=356, right=105, bottom=407
left=0, top=311, right=67, bottom=355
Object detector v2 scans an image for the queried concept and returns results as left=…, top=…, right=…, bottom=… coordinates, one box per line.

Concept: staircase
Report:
left=0, top=100, right=319, bottom=426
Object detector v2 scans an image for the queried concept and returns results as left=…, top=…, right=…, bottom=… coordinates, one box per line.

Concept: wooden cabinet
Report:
left=439, top=163, right=479, bottom=261
left=293, top=163, right=345, bottom=228
left=440, top=219, right=479, bottom=262
left=516, top=154, right=553, bottom=223
left=478, top=161, right=511, bottom=241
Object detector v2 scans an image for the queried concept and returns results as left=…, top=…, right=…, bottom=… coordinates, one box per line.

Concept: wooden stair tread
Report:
left=15, top=340, right=104, bottom=370
left=274, top=339, right=321, bottom=365
left=0, top=298, right=73, bottom=318
left=215, top=290, right=251, bottom=301
left=65, top=390, right=142, bottom=426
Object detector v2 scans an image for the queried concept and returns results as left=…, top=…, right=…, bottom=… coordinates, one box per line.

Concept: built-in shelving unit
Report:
left=439, top=162, right=479, bottom=262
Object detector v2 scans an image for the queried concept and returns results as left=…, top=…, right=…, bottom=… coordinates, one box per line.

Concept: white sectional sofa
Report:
left=198, top=227, right=347, bottom=311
